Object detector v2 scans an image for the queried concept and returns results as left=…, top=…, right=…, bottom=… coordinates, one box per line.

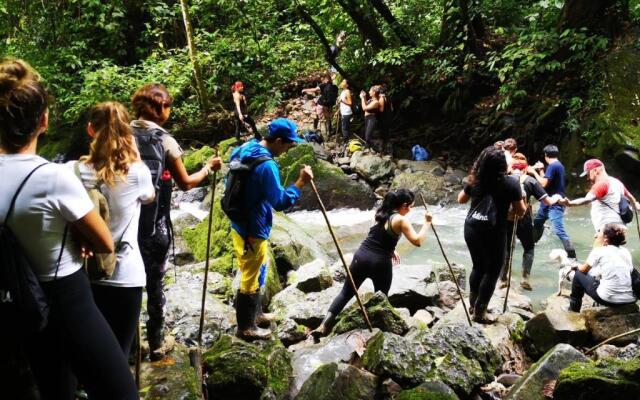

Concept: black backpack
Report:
left=134, top=126, right=169, bottom=237
left=319, top=84, right=339, bottom=106
left=631, top=268, right=640, bottom=300
left=221, top=156, right=271, bottom=225
left=465, top=193, right=497, bottom=229
left=0, top=163, right=67, bottom=333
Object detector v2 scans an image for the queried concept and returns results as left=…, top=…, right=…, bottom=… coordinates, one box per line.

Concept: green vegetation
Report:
left=554, top=357, right=640, bottom=399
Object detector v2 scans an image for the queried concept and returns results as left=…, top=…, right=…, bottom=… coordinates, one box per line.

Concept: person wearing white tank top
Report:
left=339, top=80, right=353, bottom=142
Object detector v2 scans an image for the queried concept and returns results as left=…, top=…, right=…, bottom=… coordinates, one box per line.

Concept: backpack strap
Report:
left=53, top=224, right=69, bottom=281
left=4, top=163, right=49, bottom=224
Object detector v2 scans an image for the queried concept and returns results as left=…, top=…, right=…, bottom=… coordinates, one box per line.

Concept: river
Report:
left=288, top=205, right=640, bottom=309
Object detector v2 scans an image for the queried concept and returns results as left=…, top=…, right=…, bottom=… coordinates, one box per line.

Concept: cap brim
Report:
left=579, top=171, right=588, bottom=177
left=291, top=136, right=305, bottom=143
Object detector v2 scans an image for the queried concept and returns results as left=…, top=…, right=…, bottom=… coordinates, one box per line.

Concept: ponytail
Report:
left=375, top=189, right=415, bottom=223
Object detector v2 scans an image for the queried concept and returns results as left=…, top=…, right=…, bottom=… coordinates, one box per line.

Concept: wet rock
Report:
left=523, top=303, right=588, bottom=360
left=396, top=159, right=443, bottom=173
left=394, top=381, right=460, bottom=400
left=294, top=363, right=378, bottom=400
left=390, top=171, right=448, bottom=205
left=553, top=357, right=640, bottom=400
left=362, top=323, right=501, bottom=397
left=270, top=285, right=342, bottom=328
left=582, top=304, right=640, bottom=346
left=380, top=378, right=403, bottom=398
left=332, top=292, right=409, bottom=335
left=594, top=343, right=639, bottom=361
left=172, top=187, right=208, bottom=205
left=277, top=318, right=308, bottom=347
left=288, top=259, right=334, bottom=293
left=438, top=280, right=462, bottom=309
left=271, top=212, right=330, bottom=273
left=497, top=373, right=522, bottom=387
left=388, top=265, right=439, bottom=314
left=290, top=329, right=378, bottom=397
left=349, top=151, right=395, bottom=183
left=482, top=313, right=529, bottom=375
left=141, top=343, right=201, bottom=400
left=336, top=157, right=351, bottom=165
left=506, top=343, right=587, bottom=400
left=203, top=335, right=291, bottom=400
left=412, top=309, right=434, bottom=328
left=434, top=263, right=466, bottom=290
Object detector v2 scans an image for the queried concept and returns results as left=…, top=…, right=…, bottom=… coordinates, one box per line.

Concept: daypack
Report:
left=412, top=145, right=429, bottom=161
left=133, top=126, right=168, bottom=237
left=348, top=139, right=363, bottom=154
left=631, top=268, right=640, bottom=299
left=319, top=83, right=339, bottom=106
left=0, top=163, right=66, bottom=333
left=466, top=193, right=497, bottom=228
left=221, top=156, right=271, bottom=225
left=304, top=131, right=323, bottom=144
left=601, top=194, right=634, bottom=224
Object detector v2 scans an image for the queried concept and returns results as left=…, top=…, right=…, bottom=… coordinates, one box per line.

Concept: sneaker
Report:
left=150, top=335, right=176, bottom=361
left=520, top=280, right=532, bottom=291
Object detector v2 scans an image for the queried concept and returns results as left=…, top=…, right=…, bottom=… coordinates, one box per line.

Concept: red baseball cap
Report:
left=580, top=159, right=604, bottom=177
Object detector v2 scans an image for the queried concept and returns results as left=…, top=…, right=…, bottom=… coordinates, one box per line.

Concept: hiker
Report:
left=499, top=153, right=559, bottom=291
left=226, top=118, right=312, bottom=340
left=69, top=102, right=155, bottom=359
left=559, top=159, right=640, bottom=234
left=503, top=138, right=517, bottom=169
left=527, top=144, right=577, bottom=260
left=311, top=189, right=432, bottom=337
left=360, top=85, right=382, bottom=150
left=130, top=83, right=222, bottom=360
left=458, top=146, right=526, bottom=323
left=378, top=84, right=394, bottom=155
left=232, top=81, right=261, bottom=145
left=338, top=79, right=353, bottom=143
left=0, top=59, right=138, bottom=399
left=568, top=223, right=636, bottom=312
left=301, top=73, right=338, bottom=139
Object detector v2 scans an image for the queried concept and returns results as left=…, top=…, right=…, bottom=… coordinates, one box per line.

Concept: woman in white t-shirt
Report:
left=0, top=59, right=138, bottom=399
left=70, top=102, right=155, bottom=359
left=569, top=223, right=637, bottom=312
left=339, top=79, right=353, bottom=143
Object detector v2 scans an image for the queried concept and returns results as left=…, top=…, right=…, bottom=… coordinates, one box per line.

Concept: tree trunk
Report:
left=179, top=0, right=209, bottom=113
left=439, top=0, right=485, bottom=57
left=335, top=0, right=387, bottom=50
left=367, top=0, right=414, bottom=46
left=559, top=0, right=628, bottom=38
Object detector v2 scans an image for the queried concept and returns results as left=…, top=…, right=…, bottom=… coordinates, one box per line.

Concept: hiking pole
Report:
left=634, top=208, right=639, bottom=240
left=586, top=327, right=640, bottom=354
left=310, top=179, right=373, bottom=332
left=419, top=193, right=472, bottom=327
left=503, top=218, right=519, bottom=313
left=189, top=148, right=219, bottom=399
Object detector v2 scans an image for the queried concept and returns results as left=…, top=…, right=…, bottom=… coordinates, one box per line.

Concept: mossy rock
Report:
left=294, top=362, right=378, bottom=400
left=183, top=145, right=215, bottom=174
left=140, top=343, right=201, bottom=400
left=394, top=383, right=459, bottom=400
left=554, top=357, right=640, bottom=400
left=332, top=292, right=409, bottom=336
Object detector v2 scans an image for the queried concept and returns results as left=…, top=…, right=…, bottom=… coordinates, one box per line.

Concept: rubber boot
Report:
left=255, top=292, right=275, bottom=327
left=310, top=312, right=336, bottom=340
left=236, top=291, right=271, bottom=341
left=568, top=297, right=582, bottom=313
left=562, top=239, right=577, bottom=260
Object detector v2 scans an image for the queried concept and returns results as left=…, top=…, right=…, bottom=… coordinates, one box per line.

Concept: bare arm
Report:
left=302, top=87, right=320, bottom=95
left=457, top=189, right=470, bottom=204
left=564, top=192, right=596, bottom=207
left=342, top=91, right=352, bottom=106
left=398, top=213, right=432, bottom=247
left=362, top=99, right=380, bottom=112
left=577, top=262, right=591, bottom=274
left=167, top=156, right=222, bottom=191
left=233, top=92, right=244, bottom=119
left=527, top=166, right=549, bottom=187
left=623, top=187, right=640, bottom=210
left=512, top=199, right=527, bottom=218
left=72, top=209, right=114, bottom=253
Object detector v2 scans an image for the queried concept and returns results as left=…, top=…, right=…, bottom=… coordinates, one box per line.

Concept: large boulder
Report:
left=287, top=259, right=334, bottom=293
left=277, top=144, right=376, bottom=210
left=396, top=159, right=444, bottom=174
left=434, top=263, right=467, bottom=291
left=553, top=357, right=640, bottom=400
left=270, top=285, right=343, bottom=328
left=271, top=212, right=331, bottom=273
left=349, top=151, right=395, bottom=183
left=203, top=335, right=291, bottom=400
left=140, top=343, right=201, bottom=400
left=582, top=304, right=640, bottom=346
left=276, top=318, right=309, bottom=347
left=362, top=323, right=501, bottom=397
left=387, top=265, right=439, bottom=313
left=294, top=363, right=378, bottom=400
left=390, top=171, right=448, bottom=205
left=332, top=292, right=409, bottom=336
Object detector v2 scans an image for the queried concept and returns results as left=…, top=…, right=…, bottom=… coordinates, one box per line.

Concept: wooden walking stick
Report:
left=189, top=148, right=219, bottom=399
left=634, top=208, right=639, bottom=240
left=503, top=218, right=519, bottom=313
left=419, top=193, right=472, bottom=327
left=310, top=179, right=373, bottom=331
left=586, top=327, right=640, bottom=354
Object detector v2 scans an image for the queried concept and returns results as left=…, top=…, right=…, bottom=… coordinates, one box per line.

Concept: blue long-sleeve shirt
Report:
left=228, top=140, right=301, bottom=239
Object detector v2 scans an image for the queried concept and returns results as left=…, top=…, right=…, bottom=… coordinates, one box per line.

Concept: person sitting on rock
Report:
left=568, top=223, right=636, bottom=312
left=310, top=189, right=432, bottom=338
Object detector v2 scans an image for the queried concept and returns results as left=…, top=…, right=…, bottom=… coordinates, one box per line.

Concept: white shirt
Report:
left=67, top=161, right=155, bottom=287
left=339, top=90, right=353, bottom=116
left=0, top=154, right=93, bottom=281
left=588, top=177, right=625, bottom=231
left=587, top=245, right=636, bottom=304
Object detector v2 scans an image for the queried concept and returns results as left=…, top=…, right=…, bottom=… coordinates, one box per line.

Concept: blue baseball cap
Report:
left=267, top=118, right=304, bottom=143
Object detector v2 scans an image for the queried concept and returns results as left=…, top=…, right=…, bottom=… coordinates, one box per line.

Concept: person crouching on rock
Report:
left=228, top=118, right=313, bottom=340
left=311, top=189, right=432, bottom=338
left=568, top=223, right=636, bottom=312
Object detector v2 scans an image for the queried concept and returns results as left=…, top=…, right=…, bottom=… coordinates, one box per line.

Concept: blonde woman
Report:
left=69, top=102, right=155, bottom=359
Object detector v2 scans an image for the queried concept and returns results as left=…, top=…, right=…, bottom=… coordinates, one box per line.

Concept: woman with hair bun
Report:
left=311, top=189, right=432, bottom=338
left=568, top=223, right=637, bottom=312
left=0, top=59, right=138, bottom=399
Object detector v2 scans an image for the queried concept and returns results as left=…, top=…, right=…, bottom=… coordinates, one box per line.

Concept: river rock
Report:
left=553, top=357, right=640, bottom=400
left=271, top=212, right=331, bottom=273
left=203, top=335, right=291, bottom=400
left=434, top=263, right=467, bottom=290
left=362, top=323, right=501, bottom=397
left=482, top=313, right=529, bottom=375
left=172, top=186, right=208, bottom=205
left=277, top=318, right=309, bottom=347
left=412, top=309, right=435, bottom=328
left=396, top=159, right=443, bottom=173
left=438, top=280, right=462, bottom=309
left=523, top=298, right=589, bottom=359
left=332, top=292, right=409, bottom=335
left=505, top=343, right=587, bottom=400
left=349, top=151, right=395, bottom=183
left=294, top=363, right=378, bottom=400
left=288, top=259, right=334, bottom=293
left=328, top=253, right=354, bottom=282
left=390, top=170, right=447, bottom=205
left=582, top=303, right=640, bottom=346
left=140, top=343, right=201, bottom=400
left=394, top=381, right=460, bottom=400
left=290, top=329, right=378, bottom=397
left=387, top=265, right=439, bottom=313
left=594, top=343, right=639, bottom=361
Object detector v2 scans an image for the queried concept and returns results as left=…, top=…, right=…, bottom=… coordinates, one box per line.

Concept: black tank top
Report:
left=359, top=213, right=401, bottom=256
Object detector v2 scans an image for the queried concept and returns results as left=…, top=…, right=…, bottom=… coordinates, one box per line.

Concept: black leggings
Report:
left=26, top=269, right=138, bottom=400
left=569, top=271, right=619, bottom=311
left=364, top=115, right=377, bottom=148
left=465, top=223, right=508, bottom=309
left=501, top=213, right=535, bottom=278
left=234, top=114, right=260, bottom=142
left=92, top=285, right=143, bottom=357
left=328, top=248, right=392, bottom=315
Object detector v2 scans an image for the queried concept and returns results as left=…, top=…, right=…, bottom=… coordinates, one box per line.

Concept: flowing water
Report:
left=289, top=205, right=640, bottom=309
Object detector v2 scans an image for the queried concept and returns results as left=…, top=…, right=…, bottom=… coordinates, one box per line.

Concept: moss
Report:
left=554, top=358, right=640, bottom=400
left=509, top=319, right=526, bottom=343
left=182, top=200, right=233, bottom=273
left=394, top=387, right=458, bottom=400
left=183, top=146, right=215, bottom=174
left=332, top=292, right=409, bottom=335
left=295, top=363, right=339, bottom=400
left=265, top=344, right=292, bottom=398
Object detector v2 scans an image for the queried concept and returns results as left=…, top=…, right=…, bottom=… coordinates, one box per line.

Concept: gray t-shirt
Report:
left=130, top=119, right=184, bottom=162
left=587, top=245, right=636, bottom=304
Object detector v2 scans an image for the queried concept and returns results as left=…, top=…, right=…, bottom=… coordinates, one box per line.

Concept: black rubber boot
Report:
left=255, top=292, right=275, bottom=327
left=310, top=312, right=336, bottom=340
left=568, top=297, right=582, bottom=313
left=236, top=291, right=271, bottom=341
left=562, top=239, right=577, bottom=260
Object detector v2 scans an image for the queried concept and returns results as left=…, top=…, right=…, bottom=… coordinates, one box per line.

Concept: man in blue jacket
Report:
left=229, top=118, right=313, bottom=340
